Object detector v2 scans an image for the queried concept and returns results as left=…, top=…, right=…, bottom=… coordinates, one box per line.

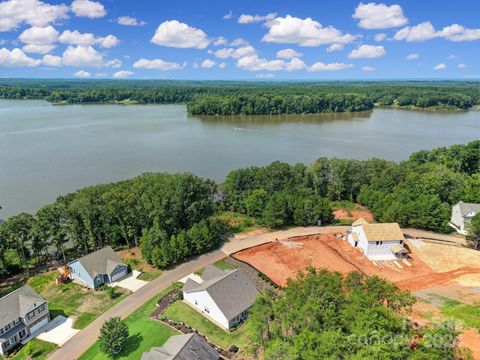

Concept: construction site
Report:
left=233, top=229, right=480, bottom=358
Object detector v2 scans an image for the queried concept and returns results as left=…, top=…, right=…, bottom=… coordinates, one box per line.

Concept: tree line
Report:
left=0, top=141, right=478, bottom=277
left=0, top=80, right=478, bottom=113
left=249, top=268, right=468, bottom=359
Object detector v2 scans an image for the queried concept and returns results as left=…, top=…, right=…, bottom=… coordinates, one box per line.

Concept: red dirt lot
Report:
left=333, top=205, right=374, bottom=222
left=233, top=235, right=475, bottom=291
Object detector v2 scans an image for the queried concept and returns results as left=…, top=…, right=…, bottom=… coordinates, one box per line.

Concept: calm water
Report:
left=1, top=99, right=479, bottom=218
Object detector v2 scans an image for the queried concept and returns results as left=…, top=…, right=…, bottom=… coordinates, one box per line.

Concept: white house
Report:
left=182, top=265, right=259, bottom=330
left=450, top=201, right=480, bottom=235
left=347, top=218, right=407, bottom=261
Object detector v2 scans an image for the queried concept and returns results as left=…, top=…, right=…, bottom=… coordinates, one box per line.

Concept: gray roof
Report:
left=0, top=285, right=46, bottom=329
left=183, top=265, right=259, bottom=321
left=141, top=333, right=219, bottom=360
left=456, top=201, right=480, bottom=216
left=71, top=246, right=125, bottom=278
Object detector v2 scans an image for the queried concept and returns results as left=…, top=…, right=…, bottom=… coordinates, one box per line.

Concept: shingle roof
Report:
left=457, top=201, right=480, bottom=216
left=352, top=218, right=369, bottom=227
left=71, top=246, right=125, bottom=278
left=141, top=333, right=219, bottom=360
left=183, top=265, right=259, bottom=321
left=362, top=223, right=405, bottom=242
left=0, top=285, right=46, bottom=329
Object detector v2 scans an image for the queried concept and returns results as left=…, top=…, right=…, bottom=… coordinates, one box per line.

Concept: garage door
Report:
left=111, top=268, right=127, bottom=282
left=30, top=317, right=49, bottom=334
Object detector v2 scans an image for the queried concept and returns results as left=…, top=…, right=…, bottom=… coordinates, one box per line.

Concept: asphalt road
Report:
left=48, top=226, right=347, bottom=359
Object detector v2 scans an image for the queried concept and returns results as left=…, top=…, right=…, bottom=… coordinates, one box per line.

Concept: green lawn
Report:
left=137, top=271, right=162, bottom=281
left=441, top=299, right=480, bottom=330
left=78, top=284, right=181, bottom=360
left=162, top=301, right=251, bottom=350
left=9, top=339, right=57, bottom=360
left=213, top=259, right=232, bottom=271
left=28, top=271, right=129, bottom=329
left=214, top=211, right=259, bottom=234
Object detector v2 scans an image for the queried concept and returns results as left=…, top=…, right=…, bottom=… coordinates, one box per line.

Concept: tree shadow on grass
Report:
left=120, top=333, right=143, bottom=358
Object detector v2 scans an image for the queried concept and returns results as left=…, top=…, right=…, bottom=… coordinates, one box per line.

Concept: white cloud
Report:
left=71, top=0, right=106, bottom=18
left=237, top=54, right=305, bottom=72
left=394, top=22, right=480, bottom=42
left=213, top=36, right=228, bottom=46
left=95, top=34, right=119, bottom=48
left=0, top=0, right=69, bottom=32
left=405, top=53, right=419, bottom=60
left=104, top=58, right=121, bottom=68
left=113, top=70, right=134, bottom=78
left=19, top=25, right=58, bottom=44
left=223, top=10, right=233, bottom=20
left=362, top=66, right=375, bottom=72
left=309, top=62, right=354, bottom=72
left=73, top=70, right=91, bottom=78
left=256, top=73, right=275, bottom=78
left=353, top=2, right=408, bottom=29
left=59, top=30, right=119, bottom=48
left=117, top=16, right=145, bottom=26
left=374, top=33, right=387, bottom=41
left=238, top=13, right=276, bottom=24
left=447, top=54, right=458, bottom=60
left=0, top=47, right=41, bottom=66
left=276, top=48, right=303, bottom=59
left=22, top=44, right=56, bottom=54
left=133, top=58, right=185, bottom=70
left=262, top=15, right=357, bottom=47
left=434, top=63, right=446, bottom=70
left=42, top=54, right=62, bottom=66
left=348, top=44, right=385, bottom=59
left=219, top=62, right=226, bottom=69
left=393, top=22, right=437, bottom=42
left=230, top=38, right=249, bottom=46
left=201, top=59, right=216, bottom=68
left=151, top=20, right=210, bottom=49
left=210, top=45, right=256, bottom=59
left=458, top=63, right=466, bottom=69
left=62, top=45, right=104, bottom=67
left=326, top=43, right=344, bottom=52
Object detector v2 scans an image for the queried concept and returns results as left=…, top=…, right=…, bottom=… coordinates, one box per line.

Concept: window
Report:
left=400, top=240, right=404, bottom=245
left=204, top=307, right=210, bottom=313
left=6, top=336, right=16, bottom=346
left=194, top=300, right=198, bottom=305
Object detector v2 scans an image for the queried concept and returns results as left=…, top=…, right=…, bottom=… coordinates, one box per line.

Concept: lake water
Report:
left=1, top=99, right=479, bottom=218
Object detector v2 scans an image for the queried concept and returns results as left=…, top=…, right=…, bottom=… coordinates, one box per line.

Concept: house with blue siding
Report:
left=68, top=246, right=128, bottom=289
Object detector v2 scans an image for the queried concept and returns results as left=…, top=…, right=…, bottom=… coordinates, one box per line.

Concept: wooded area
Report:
left=0, top=141, right=478, bottom=277
left=0, top=80, right=478, bottom=113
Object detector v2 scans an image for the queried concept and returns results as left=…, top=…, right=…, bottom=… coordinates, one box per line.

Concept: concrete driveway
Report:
left=37, top=316, right=79, bottom=346
left=109, top=270, right=148, bottom=292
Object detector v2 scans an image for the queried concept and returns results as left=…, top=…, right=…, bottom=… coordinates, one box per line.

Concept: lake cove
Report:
left=1, top=99, right=479, bottom=217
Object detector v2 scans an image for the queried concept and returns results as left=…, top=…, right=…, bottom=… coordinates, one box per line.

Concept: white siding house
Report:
left=182, top=265, right=258, bottom=330
left=450, top=201, right=480, bottom=235
left=347, top=218, right=407, bottom=261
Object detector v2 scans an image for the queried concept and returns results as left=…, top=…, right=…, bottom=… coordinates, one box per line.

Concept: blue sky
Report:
left=0, top=0, right=479, bottom=79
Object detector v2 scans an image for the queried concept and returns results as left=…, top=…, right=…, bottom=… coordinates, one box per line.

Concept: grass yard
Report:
left=118, top=247, right=163, bottom=281
left=78, top=285, right=180, bottom=360
left=213, top=258, right=232, bottom=271
left=162, top=301, right=251, bottom=350
left=28, top=271, right=129, bottom=329
left=8, top=339, right=57, bottom=360
left=441, top=299, right=480, bottom=330
left=214, top=211, right=259, bottom=234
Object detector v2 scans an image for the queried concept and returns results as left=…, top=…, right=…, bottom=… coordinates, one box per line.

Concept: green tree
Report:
left=98, top=317, right=129, bottom=359
left=466, top=213, right=480, bottom=250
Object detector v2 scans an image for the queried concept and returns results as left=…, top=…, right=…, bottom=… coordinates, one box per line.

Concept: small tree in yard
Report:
left=99, top=317, right=129, bottom=359
left=466, top=213, right=480, bottom=250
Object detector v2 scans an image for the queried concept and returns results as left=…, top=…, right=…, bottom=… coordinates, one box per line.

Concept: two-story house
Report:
left=450, top=201, right=480, bottom=235
left=0, top=285, right=50, bottom=356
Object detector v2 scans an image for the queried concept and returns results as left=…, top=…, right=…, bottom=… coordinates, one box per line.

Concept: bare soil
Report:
left=333, top=205, right=374, bottom=222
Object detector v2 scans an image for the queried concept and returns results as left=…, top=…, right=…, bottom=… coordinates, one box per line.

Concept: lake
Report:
left=0, top=99, right=479, bottom=218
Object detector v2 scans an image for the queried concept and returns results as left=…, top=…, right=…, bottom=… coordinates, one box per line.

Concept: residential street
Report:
left=49, top=226, right=344, bottom=359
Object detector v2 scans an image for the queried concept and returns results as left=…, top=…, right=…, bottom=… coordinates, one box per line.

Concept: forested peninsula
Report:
left=0, top=79, right=479, bottom=114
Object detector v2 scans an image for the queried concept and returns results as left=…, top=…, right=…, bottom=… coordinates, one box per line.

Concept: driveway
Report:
left=109, top=270, right=148, bottom=292
left=37, top=316, right=79, bottom=347
left=48, top=226, right=347, bottom=360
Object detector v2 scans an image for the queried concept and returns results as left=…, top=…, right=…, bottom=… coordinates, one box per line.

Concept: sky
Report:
left=0, top=0, right=479, bottom=80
